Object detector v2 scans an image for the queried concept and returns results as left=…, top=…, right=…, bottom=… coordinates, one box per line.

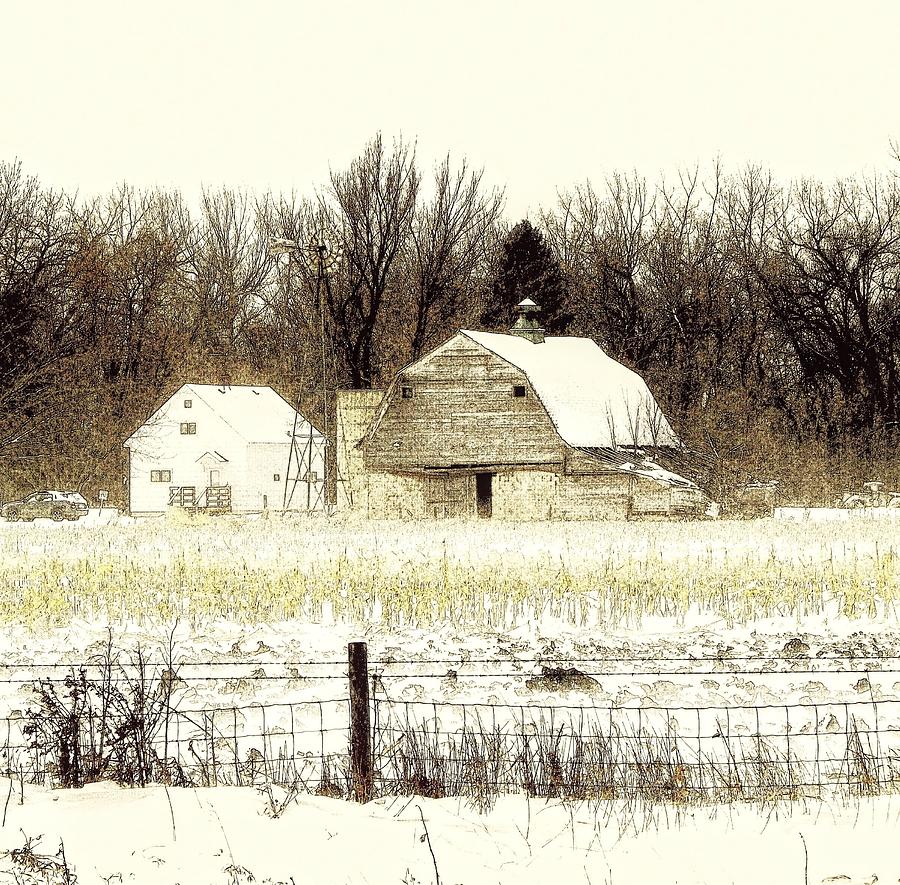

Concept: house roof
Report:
left=460, top=330, right=679, bottom=449
left=125, top=384, right=323, bottom=446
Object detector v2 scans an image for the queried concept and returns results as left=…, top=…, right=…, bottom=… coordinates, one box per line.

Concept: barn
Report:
left=124, top=384, right=325, bottom=516
left=337, top=301, right=706, bottom=520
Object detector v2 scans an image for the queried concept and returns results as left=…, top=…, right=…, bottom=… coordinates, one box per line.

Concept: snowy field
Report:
left=2, top=512, right=900, bottom=882
left=1, top=781, right=899, bottom=884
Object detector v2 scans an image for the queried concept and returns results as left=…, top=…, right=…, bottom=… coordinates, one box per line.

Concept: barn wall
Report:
left=365, top=471, right=427, bottom=519
left=494, top=471, right=557, bottom=520
left=360, top=466, right=689, bottom=521
left=423, top=472, right=477, bottom=519
left=630, top=476, right=674, bottom=515
left=553, top=473, right=634, bottom=520
left=336, top=389, right=384, bottom=510
left=364, top=335, right=566, bottom=471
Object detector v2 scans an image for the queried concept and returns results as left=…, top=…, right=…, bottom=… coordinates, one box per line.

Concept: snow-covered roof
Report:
left=460, top=330, right=679, bottom=449
left=125, top=385, right=323, bottom=446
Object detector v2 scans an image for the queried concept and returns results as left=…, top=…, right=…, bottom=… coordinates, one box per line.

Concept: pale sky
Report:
left=2, top=0, right=900, bottom=219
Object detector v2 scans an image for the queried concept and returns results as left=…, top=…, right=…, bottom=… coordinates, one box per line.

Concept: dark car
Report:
left=2, top=491, right=89, bottom=522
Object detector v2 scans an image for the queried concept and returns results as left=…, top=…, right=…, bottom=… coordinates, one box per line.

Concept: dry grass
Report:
left=374, top=711, right=900, bottom=810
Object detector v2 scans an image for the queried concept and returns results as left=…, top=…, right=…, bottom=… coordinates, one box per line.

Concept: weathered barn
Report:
left=337, top=301, right=706, bottom=520
left=124, top=384, right=324, bottom=516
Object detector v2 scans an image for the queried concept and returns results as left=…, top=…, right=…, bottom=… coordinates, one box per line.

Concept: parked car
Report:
left=1, top=491, right=89, bottom=522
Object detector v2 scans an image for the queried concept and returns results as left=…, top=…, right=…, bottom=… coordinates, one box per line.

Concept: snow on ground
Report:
left=3, top=514, right=900, bottom=881
left=775, top=507, right=900, bottom=521
left=3, top=613, right=900, bottom=718
left=0, top=779, right=897, bottom=885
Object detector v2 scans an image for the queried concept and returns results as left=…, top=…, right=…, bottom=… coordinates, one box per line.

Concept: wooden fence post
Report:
left=348, top=641, right=373, bottom=802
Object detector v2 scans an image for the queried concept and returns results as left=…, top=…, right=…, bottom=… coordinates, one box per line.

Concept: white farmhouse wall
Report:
left=127, top=392, right=237, bottom=514
left=126, top=385, right=320, bottom=515
left=238, top=441, right=324, bottom=512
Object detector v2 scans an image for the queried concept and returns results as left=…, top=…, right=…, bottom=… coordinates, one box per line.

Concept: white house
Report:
left=124, top=384, right=325, bottom=516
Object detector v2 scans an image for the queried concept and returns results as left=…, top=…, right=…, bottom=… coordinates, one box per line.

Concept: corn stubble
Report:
left=0, top=516, right=896, bottom=628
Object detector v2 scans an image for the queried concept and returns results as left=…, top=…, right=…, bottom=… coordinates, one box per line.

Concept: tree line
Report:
left=2, top=134, right=899, bottom=506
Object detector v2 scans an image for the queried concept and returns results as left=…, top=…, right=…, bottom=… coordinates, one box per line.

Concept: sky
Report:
left=2, top=0, right=900, bottom=220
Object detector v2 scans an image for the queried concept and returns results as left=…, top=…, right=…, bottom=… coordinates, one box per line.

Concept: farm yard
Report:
left=1, top=513, right=900, bottom=882
left=7, top=0, right=900, bottom=880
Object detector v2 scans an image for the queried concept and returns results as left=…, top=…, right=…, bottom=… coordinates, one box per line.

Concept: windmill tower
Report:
left=270, top=233, right=345, bottom=512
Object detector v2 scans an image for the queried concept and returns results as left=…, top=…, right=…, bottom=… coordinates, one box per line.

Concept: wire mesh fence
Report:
left=3, top=646, right=900, bottom=805
left=371, top=694, right=900, bottom=803
left=0, top=698, right=351, bottom=794
left=374, top=699, right=900, bottom=801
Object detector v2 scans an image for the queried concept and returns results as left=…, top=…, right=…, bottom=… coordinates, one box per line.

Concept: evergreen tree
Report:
left=481, top=219, right=572, bottom=333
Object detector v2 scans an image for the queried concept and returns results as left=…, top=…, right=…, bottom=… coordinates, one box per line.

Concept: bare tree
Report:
left=322, top=134, right=420, bottom=387
left=726, top=171, right=900, bottom=436
left=405, top=157, right=504, bottom=358
left=545, top=175, right=663, bottom=368
left=183, top=188, right=271, bottom=384
left=0, top=163, right=77, bottom=478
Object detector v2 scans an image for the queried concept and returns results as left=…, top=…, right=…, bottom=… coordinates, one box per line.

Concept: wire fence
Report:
left=371, top=694, right=900, bottom=802
left=2, top=647, right=900, bottom=804
left=0, top=699, right=351, bottom=794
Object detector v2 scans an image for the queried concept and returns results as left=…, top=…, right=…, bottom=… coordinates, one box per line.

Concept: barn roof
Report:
left=125, top=384, right=323, bottom=446
left=460, top=330, right=679, bottom=449
left=579, top=447, right=700, bottom=489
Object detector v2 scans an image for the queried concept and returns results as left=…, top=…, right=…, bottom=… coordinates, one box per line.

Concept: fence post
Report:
left=348, top=641, right=373, bottom=802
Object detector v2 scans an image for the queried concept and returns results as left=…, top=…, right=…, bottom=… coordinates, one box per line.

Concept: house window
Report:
left=273, top=473, right=281, bottom=482
left=151, top=470, right=172, bottom=482
left=513, top=385, right=527, bottom=398
left=400, top=386, right=413, bottom=399
left=184, top=399, right=192, bottom=408
left=180, top=422, right=197, bottom=435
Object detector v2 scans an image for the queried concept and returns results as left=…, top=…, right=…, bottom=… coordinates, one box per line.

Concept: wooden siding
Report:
left=553, top=473, right=633, bottom=520
left=424, top=472, right=477, bottom=519
left=494, top=471, right=558, bottom=520
left=366, top=471, right=427, bottom=519
left=336, top=389, right=384, bottom=509
left=364, top=335, right=566, bottom=471
left=359, top=466, right=702, bottom=521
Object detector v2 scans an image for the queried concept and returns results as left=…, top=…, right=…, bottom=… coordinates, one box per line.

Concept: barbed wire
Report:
left=4, top=653, right=900, bottom=668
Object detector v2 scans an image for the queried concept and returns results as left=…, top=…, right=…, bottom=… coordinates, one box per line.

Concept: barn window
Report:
left=400, top=386, right=413, bottom=399
left=273, top=473, right=280, bottom=482
left=184, top=399, right=193, bottom=408
left=151, top=470, right=172, bottom=482
left=180, top=422, right=197, bottom=435
left=512, top=385, right=527, bottom=398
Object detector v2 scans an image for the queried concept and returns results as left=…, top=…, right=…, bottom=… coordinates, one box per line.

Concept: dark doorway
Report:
left=476, top=472, right=493, bottom=518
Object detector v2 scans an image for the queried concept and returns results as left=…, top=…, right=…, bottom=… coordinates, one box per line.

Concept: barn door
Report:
left=426, top=474, right=449, bottom=518
left=476, top=473, right=493, bottom=518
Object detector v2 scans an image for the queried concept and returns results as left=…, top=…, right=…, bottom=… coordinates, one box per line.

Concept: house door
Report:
left=476, top=472, right=493, bottom=518
left=209, top=469, right=221, bottom=487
